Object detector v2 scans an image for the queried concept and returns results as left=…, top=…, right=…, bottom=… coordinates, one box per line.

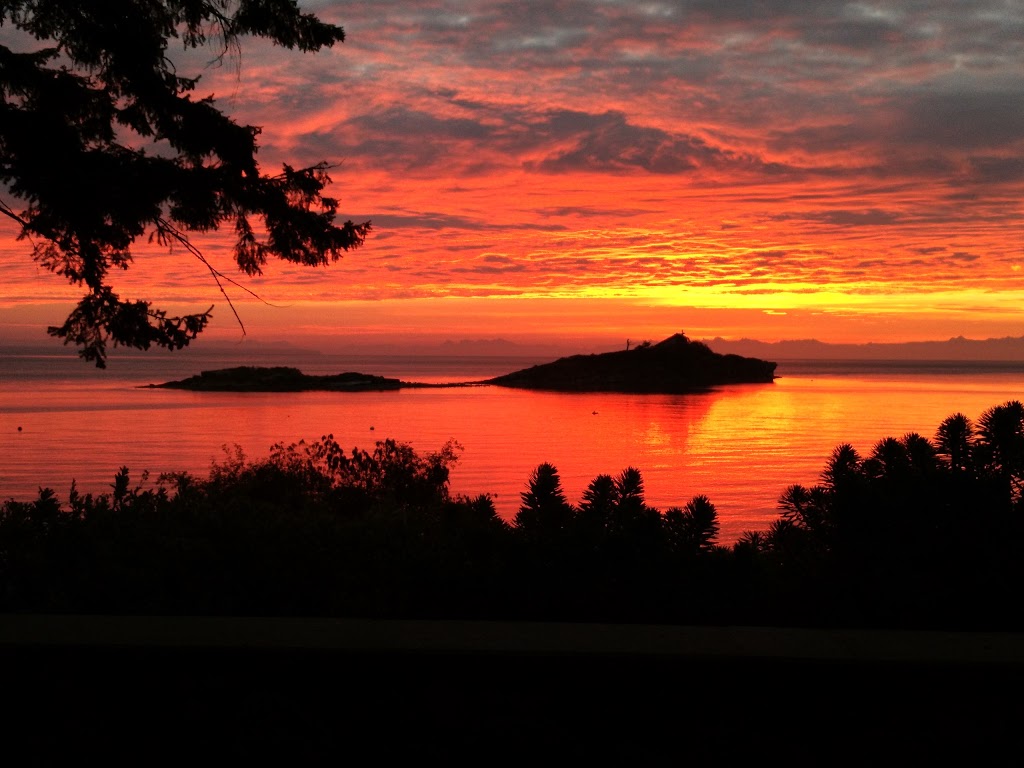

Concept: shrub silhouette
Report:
left=664, top=495, right=720, bottom=555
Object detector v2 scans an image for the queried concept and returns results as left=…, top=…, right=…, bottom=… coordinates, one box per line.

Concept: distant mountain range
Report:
left=701, top=336, right=1024, bottom=362
left=5, top=333, right=1024, bottom=362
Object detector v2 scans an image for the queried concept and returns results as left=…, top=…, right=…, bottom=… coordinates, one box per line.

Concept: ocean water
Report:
left=2, top=351, right=1023, bottom=542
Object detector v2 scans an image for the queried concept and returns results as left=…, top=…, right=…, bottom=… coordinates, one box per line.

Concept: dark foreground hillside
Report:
left=4, top=616, right=1022, bottom=762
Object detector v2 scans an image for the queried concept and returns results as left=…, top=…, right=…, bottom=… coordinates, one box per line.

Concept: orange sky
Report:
left=2, top=1, right=1023, bottom=350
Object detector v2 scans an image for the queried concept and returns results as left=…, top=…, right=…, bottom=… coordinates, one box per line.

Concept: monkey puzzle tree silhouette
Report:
left=515, top=462, right=575, bottom=538
left=976, top=401, right=1024, bottom=500
left=578, top=473, right=615, bottom=526
left=864, top=436, right=911, bottom=483
left=778, top=482, right=831, bottom=545
left=610, top=466, right=659, bottom=537
left=935, top=412, right=975, bottom=475
left=900, top=432, right=940, bottom=476
left=663, top=494, right=719, bottom=555
left=820, top=443, right=862, bottom=494
left=0, top=1, right=370, bottom=365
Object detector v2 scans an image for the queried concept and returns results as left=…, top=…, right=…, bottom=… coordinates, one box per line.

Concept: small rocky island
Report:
left=150, top=334, right=776, bottom=393
left=485, top=333, right=776, bottom=393
left=152, top=367, right=418, bottom=392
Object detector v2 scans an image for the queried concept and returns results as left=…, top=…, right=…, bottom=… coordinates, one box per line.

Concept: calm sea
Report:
left=3, top=350, right=1023, bottom=542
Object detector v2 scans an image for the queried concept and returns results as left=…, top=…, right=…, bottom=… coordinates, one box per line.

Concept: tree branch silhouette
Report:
left=0, top=1, right=370, bottom=366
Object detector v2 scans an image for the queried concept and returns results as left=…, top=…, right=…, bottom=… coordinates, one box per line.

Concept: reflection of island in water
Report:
left=152, top=333, right=777, bottom=393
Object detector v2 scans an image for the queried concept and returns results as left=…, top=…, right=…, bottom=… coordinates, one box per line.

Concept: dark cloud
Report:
left=765, top=123, right=864, bottom=154
left=349, top=106, right=492, bottom=142
left=520, top=109, right=793, bottom=175
left=450, top=263, right=528, bottom=274
left=799, top=17, right=910, bottom=50
left=682, top=0, right=845, bottom=22
left=368, top=213, right=487, bottom=230
left=367, top=212, right=566, bottom=232
left=968, top=157, right=1024, bottom=183
left=332, top=98, right=794, bottom=177
left=771, top=209, right=901, bottom=226
left=302, top=1, right=1024, bottom=189
left=526, top=110, right=719, bottom=174
left=534, top=205, right=650, bottom=218
left=766, top=88, right=1024, bottom=170
left=889, top=89, right=1024, bottom=150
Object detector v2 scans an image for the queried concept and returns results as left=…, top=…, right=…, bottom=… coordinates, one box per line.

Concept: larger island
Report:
left=487, top=333, right=776, bottom=392
left=152, top=333, right=776, bottom=393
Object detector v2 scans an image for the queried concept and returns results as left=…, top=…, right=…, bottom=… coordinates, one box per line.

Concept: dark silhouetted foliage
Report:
left=3, top=401, right=1024, bottom=628
left=664, top=495, right=719, bottom=555
left=515, top=462, right=575, bottom=538
left=0, top=1, right=369, bottom=365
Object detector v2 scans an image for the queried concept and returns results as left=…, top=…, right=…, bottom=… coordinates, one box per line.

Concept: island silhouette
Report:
left=152, top=367, right=417, bottom=392
left=488, top=332, right=776, bottom=392
left=152, top=332, right=777, bottom=392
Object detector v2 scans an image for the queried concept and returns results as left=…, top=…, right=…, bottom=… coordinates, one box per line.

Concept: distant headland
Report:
left=703, top=334, right=1024, bottom=362
left=150, top=334, right=776, bottom=393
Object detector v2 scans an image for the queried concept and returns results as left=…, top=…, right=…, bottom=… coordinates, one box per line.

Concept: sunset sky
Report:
left=2, top=0, right=1023, bottom=350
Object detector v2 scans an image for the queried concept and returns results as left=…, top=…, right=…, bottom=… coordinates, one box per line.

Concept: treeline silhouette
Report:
left=3, top=401, right=1022, bottom=628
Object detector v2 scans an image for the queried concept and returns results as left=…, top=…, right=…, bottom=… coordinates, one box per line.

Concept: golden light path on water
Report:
left=3, top=359, right=1022, bottom=543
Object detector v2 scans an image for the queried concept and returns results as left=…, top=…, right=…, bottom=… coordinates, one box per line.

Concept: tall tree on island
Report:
left=0, top=0, right=370, bottom=366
